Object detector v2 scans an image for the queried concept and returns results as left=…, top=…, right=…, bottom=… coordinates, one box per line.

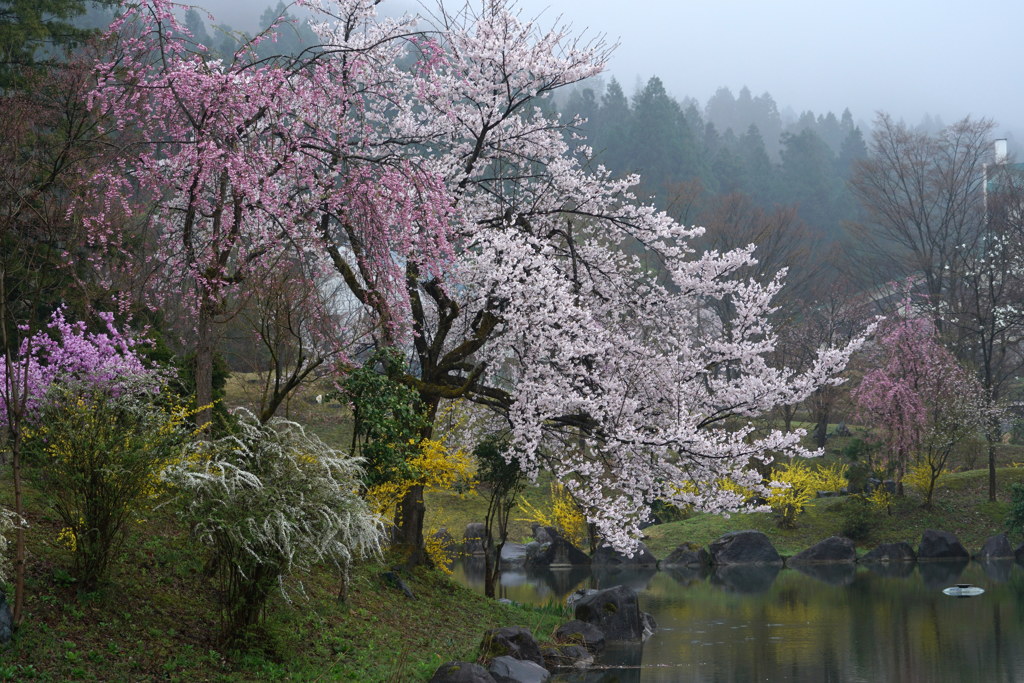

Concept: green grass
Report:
left=0, top=472, right=564, bottom=682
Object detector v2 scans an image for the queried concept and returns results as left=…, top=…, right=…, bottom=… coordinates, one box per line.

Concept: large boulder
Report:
left=525, top=534, right=590, bottom=567
left=479, top=626, right=544, bottom=666
left=430, top=661, right=497, bottom=683
left=660, top=543, right=710, bottom=569
left=488, top=656, right=551, bottom=683
left=787, top=536, right=856, bottom=565
left=540, top=643, right=593, bottom=670
left=573, top=585, right=652, bottom=642
left=591, top=541, right=658, bottom=567
left=532, top=524, right=558, bottom=545
left=709, top=530, right=783, bottom=565
left=554, top=619, right=606, bottom=654
left=975, top=532, right=1014, bottom=560
left=859, top=542, right=916, bottom=564
left=500, top=543, right=529, bottom=568
left=464, top=522, right=489, bottom=556
left=917, top=529, right=969, bottom=561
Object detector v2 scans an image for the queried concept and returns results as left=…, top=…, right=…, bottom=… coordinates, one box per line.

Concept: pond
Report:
left=452, top=558, right=1024, bottom=682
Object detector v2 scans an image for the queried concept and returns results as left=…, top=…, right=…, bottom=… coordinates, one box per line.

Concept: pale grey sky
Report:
left=206, top=0, right=1024, bottom=137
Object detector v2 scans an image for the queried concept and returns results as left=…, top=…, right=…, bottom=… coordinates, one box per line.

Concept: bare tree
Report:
left=850, top=114, right=993, bottom=331
left=851, top=114, right=1024, bottom=500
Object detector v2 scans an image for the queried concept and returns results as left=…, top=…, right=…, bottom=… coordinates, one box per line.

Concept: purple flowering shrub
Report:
left=7, top=308, right=187, bottom=589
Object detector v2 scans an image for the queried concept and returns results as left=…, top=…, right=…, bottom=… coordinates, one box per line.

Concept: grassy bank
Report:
left=0, top=479, right=564, bottom=682
left=645, top=466, right=1024, bottom=558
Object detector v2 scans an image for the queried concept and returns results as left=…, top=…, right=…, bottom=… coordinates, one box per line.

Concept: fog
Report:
left=197, top=0, right=1024, bottom=139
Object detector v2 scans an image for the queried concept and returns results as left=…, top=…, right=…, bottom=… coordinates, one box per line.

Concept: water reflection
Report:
left=452, top=560, right=1024, bottom=682
left=918, top=558, right=969, bottom=588
left=790, top=562, right=856, bottom=586
left=709, top=563, right=780, bottom=594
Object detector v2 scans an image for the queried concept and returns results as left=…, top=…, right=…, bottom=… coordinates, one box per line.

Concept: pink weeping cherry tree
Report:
left=84, top=0, right=869, bottom=557
left=853, top=312, right=986, bottom=504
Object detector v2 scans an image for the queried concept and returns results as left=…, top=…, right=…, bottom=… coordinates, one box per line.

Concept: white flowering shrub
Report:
left=0, top=507, right=24, bottom=586
left=162, top=409, right=384, bottom=641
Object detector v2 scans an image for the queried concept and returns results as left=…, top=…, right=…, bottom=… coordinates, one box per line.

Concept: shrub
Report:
left=26, top=383, right=189, bottom=590
left=1006, top=483, right=1024, bottom=536
left=838, top=495, right=878, bottom=541
left=162, top=409, right=384, bottom=642
left=517, top=482, right=588, bottom=548
left=767, top=461, right=848, bottom=528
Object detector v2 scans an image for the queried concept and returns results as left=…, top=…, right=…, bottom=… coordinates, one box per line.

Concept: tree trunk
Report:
left=988, top=436, right=998, bottom=503
left=195, top=299, right=215, bottom=432
left=1, top=275, right=26, bottom=626
left=10, top=424, right=24, bottom=625
left=394, top=484, right=426, bottom=567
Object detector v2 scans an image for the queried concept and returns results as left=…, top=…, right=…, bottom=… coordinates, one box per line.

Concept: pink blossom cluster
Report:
left=83, top=0, right=457, bottom=342
left=0, top=309, right=159, bottom=424
left=853, top=313, right=985, bottom=470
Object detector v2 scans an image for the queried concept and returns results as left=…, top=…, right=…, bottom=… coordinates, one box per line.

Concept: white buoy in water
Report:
left=942, top=584, right=985, bottom=597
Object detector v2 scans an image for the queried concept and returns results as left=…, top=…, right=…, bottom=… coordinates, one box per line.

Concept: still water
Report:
left=452, top=558, right=1024, bottom=682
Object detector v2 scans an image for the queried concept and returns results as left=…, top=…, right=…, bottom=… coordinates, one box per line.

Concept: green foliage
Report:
left=1005, top=483, right=1024, bottom=536
left=842, top=438, right=875, bottom=463
left=163, top=409, right=384, bottom=643
left=0, top=0, right=110, bottom=88
left=25, top=383, right=190, bottom=589
left=837, top=495, right=879, bottom=541
left=333, top=348, right=427, bottom=487
left=475, top=435, right=526, bottom=583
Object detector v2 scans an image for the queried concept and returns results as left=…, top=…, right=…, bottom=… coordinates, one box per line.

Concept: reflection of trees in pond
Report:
left=639, top=567, right=1022, bottom=682
left=453, top=563, right=1024, bottom=681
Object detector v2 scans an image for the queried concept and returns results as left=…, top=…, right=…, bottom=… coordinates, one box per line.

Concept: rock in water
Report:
left=860, top=542, right=916, bottom=564
left=479, top=626, right=544, bottom=666
left=488, top=655, right=550, bottom=683
left=429, top=661, right=497, bottom=682
left=788, top=536, right=856, bottom=564
left=573, top=585, right=649, bottom=642
left=709, top=530, right=782, bottom=565
left=918, top=530, right=969, bottom=561
left=976, top=532, right=1013, bottom=560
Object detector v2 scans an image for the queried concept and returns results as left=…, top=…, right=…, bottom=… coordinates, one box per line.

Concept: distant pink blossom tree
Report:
left=853, top=312, right=985, bottom=502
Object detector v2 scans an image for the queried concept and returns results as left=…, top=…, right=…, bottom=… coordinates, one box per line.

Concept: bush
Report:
left=162, top=409, right=385, bottom=642
left=26, top=383, right=189, bottom=589
left=837, top=495, right=879, bottom=541
left=1006, top=483, right=1024, bottom=536
left=767, top=461, right=848, bottom=528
